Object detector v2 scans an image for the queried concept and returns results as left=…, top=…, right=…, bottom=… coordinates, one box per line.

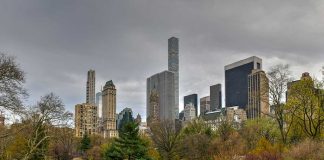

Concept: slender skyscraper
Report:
left=86, top=70, right=95, bottom=105
left=225, top=56, right=262, bottom=109
left=168, top=37, right=179, bottom=119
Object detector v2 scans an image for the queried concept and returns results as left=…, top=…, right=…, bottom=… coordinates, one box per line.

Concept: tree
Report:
left=22, top=93, right=72, bottom=160
left=287, top=77, right=324, bottom=139
left=104, top=122, right=151, bottom=160
left=267, top=64, right=294, bottom=144
left=48, top=127, right=76, bottom=160
left=150, top=120, right=181, bottom=160
left=80, top=134, right=91, bottom=154
left=179, top=118, right=213, bottom=160
left=240, top=118, right=281, bottom=150
left=0, top=53, right=27, bottom=113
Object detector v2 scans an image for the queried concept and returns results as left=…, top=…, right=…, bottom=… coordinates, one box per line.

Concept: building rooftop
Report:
left=105, top=80, right=115, bottom=87
left=225, top=56, right=262, bottom=70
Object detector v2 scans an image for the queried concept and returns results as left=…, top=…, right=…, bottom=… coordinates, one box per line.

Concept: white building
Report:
left=184, top=103, right=196, bottom=122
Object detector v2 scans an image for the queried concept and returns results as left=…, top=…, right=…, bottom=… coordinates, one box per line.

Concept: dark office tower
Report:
left=86, top=70, right=95, bottom=105
left=225, top=56, right=262, bottom=109
left=210, top=84, right=222, bottom=111
left=168, top=37, right=179, bottom=119
left=184, top=94, right=198, bottom=116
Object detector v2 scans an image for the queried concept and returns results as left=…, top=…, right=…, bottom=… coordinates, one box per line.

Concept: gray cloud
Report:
left=1, top=0, right=323, bottom=120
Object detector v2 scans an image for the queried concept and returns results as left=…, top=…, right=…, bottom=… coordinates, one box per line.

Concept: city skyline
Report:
left=1, top=1, right=323, bottom=121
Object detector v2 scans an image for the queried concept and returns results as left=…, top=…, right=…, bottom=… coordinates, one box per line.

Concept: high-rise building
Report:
left=247, top=69, right=269, bottom=119
left=210, top=84, right=222, bottom=111
left=200, top=96, right=210, bottom=115
left=147, top=70, right=176, bottom=122
left=75, top=103, right=98, bottom=137
left=117, top=107, right=133, bottom=130
left=102, top=80, right=118, bottom=138
left=168, top=37, right=179, bottom=119
left=225, top=56, right=262, bottom=109
left=183, top=103, right=196, bottom=122
left=184, top=94, right=198, bottom=116
left=86, top=70, right=95, bottom=105
left=96, top=92, right=102, bottom=118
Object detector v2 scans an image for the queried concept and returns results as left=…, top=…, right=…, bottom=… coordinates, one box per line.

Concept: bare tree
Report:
left=150, top=120, right=180, bottom=160
left=267, top=64, right=294, bottom=144
left=0, top=53, right=27, bottom=113
left=22, top=93, right=72, bottom=160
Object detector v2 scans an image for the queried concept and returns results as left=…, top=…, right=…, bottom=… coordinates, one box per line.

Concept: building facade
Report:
left=86, top=70, right=95, bottom=105
left=184, top=103, right=196, bottom=122
left=226, top=106, right=247, bottom=129
left=117, top=107, right=133, bottom=130
left=200, top=96, right=210, bottom=115
left=247, top=69, right=269, bottom=119
left=225, top=56, right=262, bottom=109
left=95, top=92, right=102, bottom=118
left=210, top=84, right=222, bottom=111
left=147, top=71, right=176, bottom=122
left=184, top=94, right=198, bottom=116
left=75, top=103, right=98, bottom=137
left=102, top=80, right=118, bottom=138
left=168, top=37, right=179, bottom=119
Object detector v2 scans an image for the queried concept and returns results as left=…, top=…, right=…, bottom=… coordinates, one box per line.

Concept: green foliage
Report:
left=287, top=77, right=324, bottom=139
left=241, top=118, right=281, bottom=150
left=104, top=122, right=151, bottom=160
left=80, top=134, right=91, bottom=153
left=181, top=118, right=213, bottom=137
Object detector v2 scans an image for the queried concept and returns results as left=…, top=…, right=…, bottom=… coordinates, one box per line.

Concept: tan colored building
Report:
left=226, top=106, right=247, bottom=126
left=86, top=70, right=95, bottom=105
left=247, top=69, right=269, bottom=119
left=147, top=88, right=159, bottom=127
left=75, top=103, right=98, bottom=137
left=200, top=96, right=210, bottom=115
left=102, top=80, right=118, bottom=138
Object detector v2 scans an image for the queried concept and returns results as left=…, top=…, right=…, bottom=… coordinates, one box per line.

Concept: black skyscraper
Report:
left=225, top=56, right=262, bottom=109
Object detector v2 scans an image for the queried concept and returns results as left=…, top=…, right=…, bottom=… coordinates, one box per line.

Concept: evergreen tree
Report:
left=80, top=134, right=91, bottom=153
left=104, top=122, right=151, bottom=160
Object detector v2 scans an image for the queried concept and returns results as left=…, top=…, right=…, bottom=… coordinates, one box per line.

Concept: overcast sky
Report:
left=1, top=0, right=323, bottom=120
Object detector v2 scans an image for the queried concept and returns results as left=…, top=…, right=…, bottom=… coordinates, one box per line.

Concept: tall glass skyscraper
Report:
left=225, top=56, right=262, bottom=109
left=168, top=37, right=179, bottom=119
